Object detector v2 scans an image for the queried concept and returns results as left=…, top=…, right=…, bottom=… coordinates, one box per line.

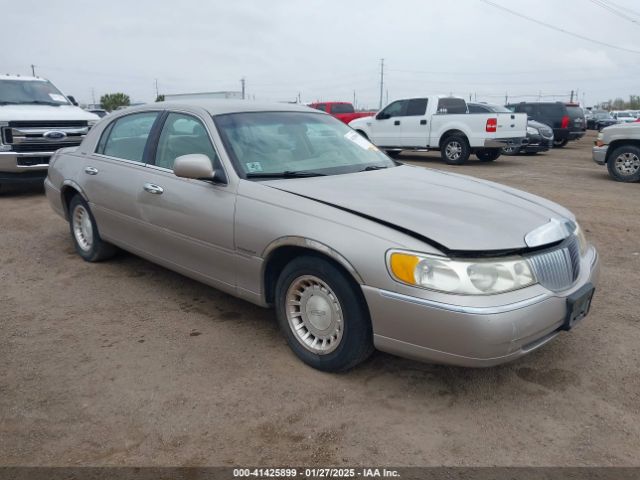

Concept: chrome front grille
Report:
left=1, top=121, right=89, bottom=153
left=528, top=236, right=581, bottom=291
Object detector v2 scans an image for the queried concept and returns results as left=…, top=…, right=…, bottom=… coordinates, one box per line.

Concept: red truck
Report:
left=308, top=102, right=375, bottom=124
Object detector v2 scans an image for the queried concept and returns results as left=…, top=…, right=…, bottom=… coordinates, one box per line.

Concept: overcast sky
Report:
left=3, top=0, right=639, bottom=108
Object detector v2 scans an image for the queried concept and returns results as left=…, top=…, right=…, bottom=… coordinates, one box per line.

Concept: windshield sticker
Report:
left=245, top=162, right=263, bottom=173
left=345, top=130, right=376, bottom=151
left=49, top=93, right=67, bottom=102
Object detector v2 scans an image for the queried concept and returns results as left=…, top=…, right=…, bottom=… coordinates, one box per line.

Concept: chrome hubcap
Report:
left=614, top=153, right=640, bottom=176
left=72, top=205, right=93, bottom=251
left=285, top=275, right=343, bottom=354
left=445, top=141, right=462, bottom=160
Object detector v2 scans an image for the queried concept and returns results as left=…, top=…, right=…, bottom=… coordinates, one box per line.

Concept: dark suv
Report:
left=507, top=102, right=586, bottom=147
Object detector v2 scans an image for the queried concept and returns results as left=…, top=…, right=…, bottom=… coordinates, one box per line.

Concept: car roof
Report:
left=1, top=74, right=48, bottom=82
left=153, top=99, right=319, bottom=116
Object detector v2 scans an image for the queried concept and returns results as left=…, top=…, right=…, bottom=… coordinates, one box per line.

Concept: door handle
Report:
left=143, top=183, right=164, bottom=195
left=420, top=119, right=427, bottom=125
left=84, top=166, right=99, bottom=175
left=394, top=120, right=401, bottom=126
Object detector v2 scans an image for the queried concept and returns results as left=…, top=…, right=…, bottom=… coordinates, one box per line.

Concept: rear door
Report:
left=83, top=111, right=162, bottom=250
left=137, top=110, right=237, bottom=288
left=400, top=98, right=429, bottom=147
left=566, top=105, right=586, bottom=132
left=368, top=100, right=407, bottom=147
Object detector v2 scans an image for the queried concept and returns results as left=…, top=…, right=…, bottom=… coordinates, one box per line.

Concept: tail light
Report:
left=561, top=115, right=570, bottom=129
left=486, top=118, right=497, bottom=132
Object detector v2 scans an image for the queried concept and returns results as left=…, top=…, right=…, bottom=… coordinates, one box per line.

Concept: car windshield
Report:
left=617, top=112, right=632, bottom=117
left=489, top=105, right=512, bottom=113
left=0, top=79, right=70, bottom=105
left=214, top=111, right=396, bottom=178
left=595, top=113, right=612, bottom=119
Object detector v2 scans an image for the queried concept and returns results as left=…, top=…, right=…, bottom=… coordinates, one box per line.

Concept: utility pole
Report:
left=505, top=92, right=508, bottom=105
left=91, top=88, right=96, bottom=107
left=241, top=77, right=246, bottom=100
left=31, top=64, right=36, bottom=76
left=378, top=58, right=384, bottom=109
left=155, top=79, right=159, bottom=99
left=570, top=90, right=574, bottom=103
left=353, top=90, right=356, bottom=109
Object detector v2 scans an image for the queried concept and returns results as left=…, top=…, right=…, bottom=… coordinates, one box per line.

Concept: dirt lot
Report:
left=1, top=131, right=639, bottom=467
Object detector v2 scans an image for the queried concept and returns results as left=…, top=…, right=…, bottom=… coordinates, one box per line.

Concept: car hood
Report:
left=0, top=104, right=99, bottom=122
left=266, top=165, right=573, bottom=252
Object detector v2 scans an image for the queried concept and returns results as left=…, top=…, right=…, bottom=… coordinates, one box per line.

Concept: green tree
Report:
left=100, top=92, right=130, bottom=112
left=155, top=94, right=165, bottom=102
left=611, top=97, right=626, bottom=110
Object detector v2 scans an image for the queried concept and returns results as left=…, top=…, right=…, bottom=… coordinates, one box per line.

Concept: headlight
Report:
left=527, top=126, right=538, bottom=135
left=388, top=251, right=536, bottom=295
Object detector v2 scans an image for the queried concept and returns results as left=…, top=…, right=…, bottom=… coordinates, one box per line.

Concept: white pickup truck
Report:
left=0, top=75, right=99, bottom=187
left=349, top=95, right=528, bottom=164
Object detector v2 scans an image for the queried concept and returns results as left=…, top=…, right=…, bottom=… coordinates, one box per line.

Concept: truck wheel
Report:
left=275, top=255, right=374, bottom=372
left=607, top=145, right=640, bottom=182
left=476, top=149, right=501, bottom=162
left=553, top=138, right=568, bottom=148
left=441, top=135, right=470, bottom=165
left=68, top=195, right=117, bottom=262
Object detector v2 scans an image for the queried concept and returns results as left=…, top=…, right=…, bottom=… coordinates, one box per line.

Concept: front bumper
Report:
left=0, top=151, right=52, bottom=178
left=363, top=246, right=599, bottom=367
left=521, top=133, right=553, bottom=153
left=592, top=145, right=608, bottom=165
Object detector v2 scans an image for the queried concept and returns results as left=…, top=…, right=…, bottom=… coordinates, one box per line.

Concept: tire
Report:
left=440, top=135, right=470, bottom=165
left=68, top=194, right=117, bottom=262
left=501, top=145, right=520, bottom=156
left=475, top=148, right=501, bottom=162
left=274, top=255, right=374, bottom=372
left=607, top=145, right=640, bottom=182
left=553, top=138, right=569, bottom=148
left=385, top=150, right=402, bottom=159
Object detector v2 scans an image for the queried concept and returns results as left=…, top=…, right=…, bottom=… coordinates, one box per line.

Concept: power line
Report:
left=480, top=0, right=640, bottom=54
left=602, top=0, right=640, bottom=18
left=379, top=58, right=384, bottom=109
left=588, top=0, right=640, bottom=25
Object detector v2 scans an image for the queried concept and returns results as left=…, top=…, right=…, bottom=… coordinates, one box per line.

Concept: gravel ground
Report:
left=1, top=131, right=639, bottom=467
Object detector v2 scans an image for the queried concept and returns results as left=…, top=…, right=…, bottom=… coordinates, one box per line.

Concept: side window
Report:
left=405, top=98, right=428, bottom=116
left=155, top=112, right=219, bottom=171
left=97, top=112, right=159, bottom=163
left=380, top=100, right=407, bottom=118
left=313, top=104, right=327, bottom=112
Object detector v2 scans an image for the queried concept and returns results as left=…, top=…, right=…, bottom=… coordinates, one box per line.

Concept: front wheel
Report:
left=607, top=145, right=640, bottom=182
left=275, top=256, right=374, bottom=372
left=476, top=149, right=501, bottom=162
left=441, top=135, right=470, bottom=165
left=68, top=195, right=117, bottom=262
left=553, top=138, right=569, bottom=148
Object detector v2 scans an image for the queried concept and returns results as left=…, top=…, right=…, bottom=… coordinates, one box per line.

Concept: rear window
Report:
left=566, top=106, right=584, bottom=119
left=437, top=98, right=467, bottom=114
left=537, top=104, right=565, bottom=117
left=330, top=103, right=355, bottom=114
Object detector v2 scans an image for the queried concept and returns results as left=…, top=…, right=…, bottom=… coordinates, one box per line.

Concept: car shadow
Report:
left=0, top=182, right=45, bottom=197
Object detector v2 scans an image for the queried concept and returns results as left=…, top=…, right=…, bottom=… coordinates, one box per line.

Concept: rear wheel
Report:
left=501, top=144, right=520, bottom=156
left=68, top=195, right=117, bottom=262
left=476, top=149, right=501, bottom=162
left=553, top=138, right=569, bottom=148
left=607, top=145, right=640, bottom=182
left=275, top=255, right=374, bottom=372
left=441, top=135, right=470, bottom=165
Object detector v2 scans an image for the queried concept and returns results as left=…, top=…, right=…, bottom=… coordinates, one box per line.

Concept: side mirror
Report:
left=376, top=112, right=390, bottom=120
left=67, top=95, right=79, bottom=106
left=173, top=154, right=215, bottom=180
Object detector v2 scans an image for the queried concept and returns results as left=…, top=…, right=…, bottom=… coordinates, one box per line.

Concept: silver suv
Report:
left=593, top=123, right=640, bottom=182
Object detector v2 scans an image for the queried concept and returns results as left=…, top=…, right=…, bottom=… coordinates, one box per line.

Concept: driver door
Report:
left=137, top=111, right=237, bottom=289
left=369, top=100, right=407, bottom=147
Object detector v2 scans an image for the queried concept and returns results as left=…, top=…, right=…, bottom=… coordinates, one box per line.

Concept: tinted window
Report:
left=331, top=103, right=355, bottom=114
left=468, top=104, right=490, bottom=113
left=537, top=104, right=565, bottom=117
left=155, top=113, right=219, bottom=170
left=437, top=98, right=467, bottom=114
left=312, top=104, right=327, bottom=112
left=405, top=98, right=428, bottom=116
left=566, top=106, right=584, bottom=119
left=380, top=100, right=407, bottom=118
left=98, top=112, right=159, bottom=162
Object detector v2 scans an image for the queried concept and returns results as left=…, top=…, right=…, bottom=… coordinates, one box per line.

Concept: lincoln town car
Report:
left=44, top=101, right=599, bottom=371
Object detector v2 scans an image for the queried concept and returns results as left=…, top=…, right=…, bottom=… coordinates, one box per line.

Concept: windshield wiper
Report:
left=21, top=100, right=63, bottom=106
left=245, top=170, right=327, bottom=179
left=360, top=165, right=389, bottom=171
